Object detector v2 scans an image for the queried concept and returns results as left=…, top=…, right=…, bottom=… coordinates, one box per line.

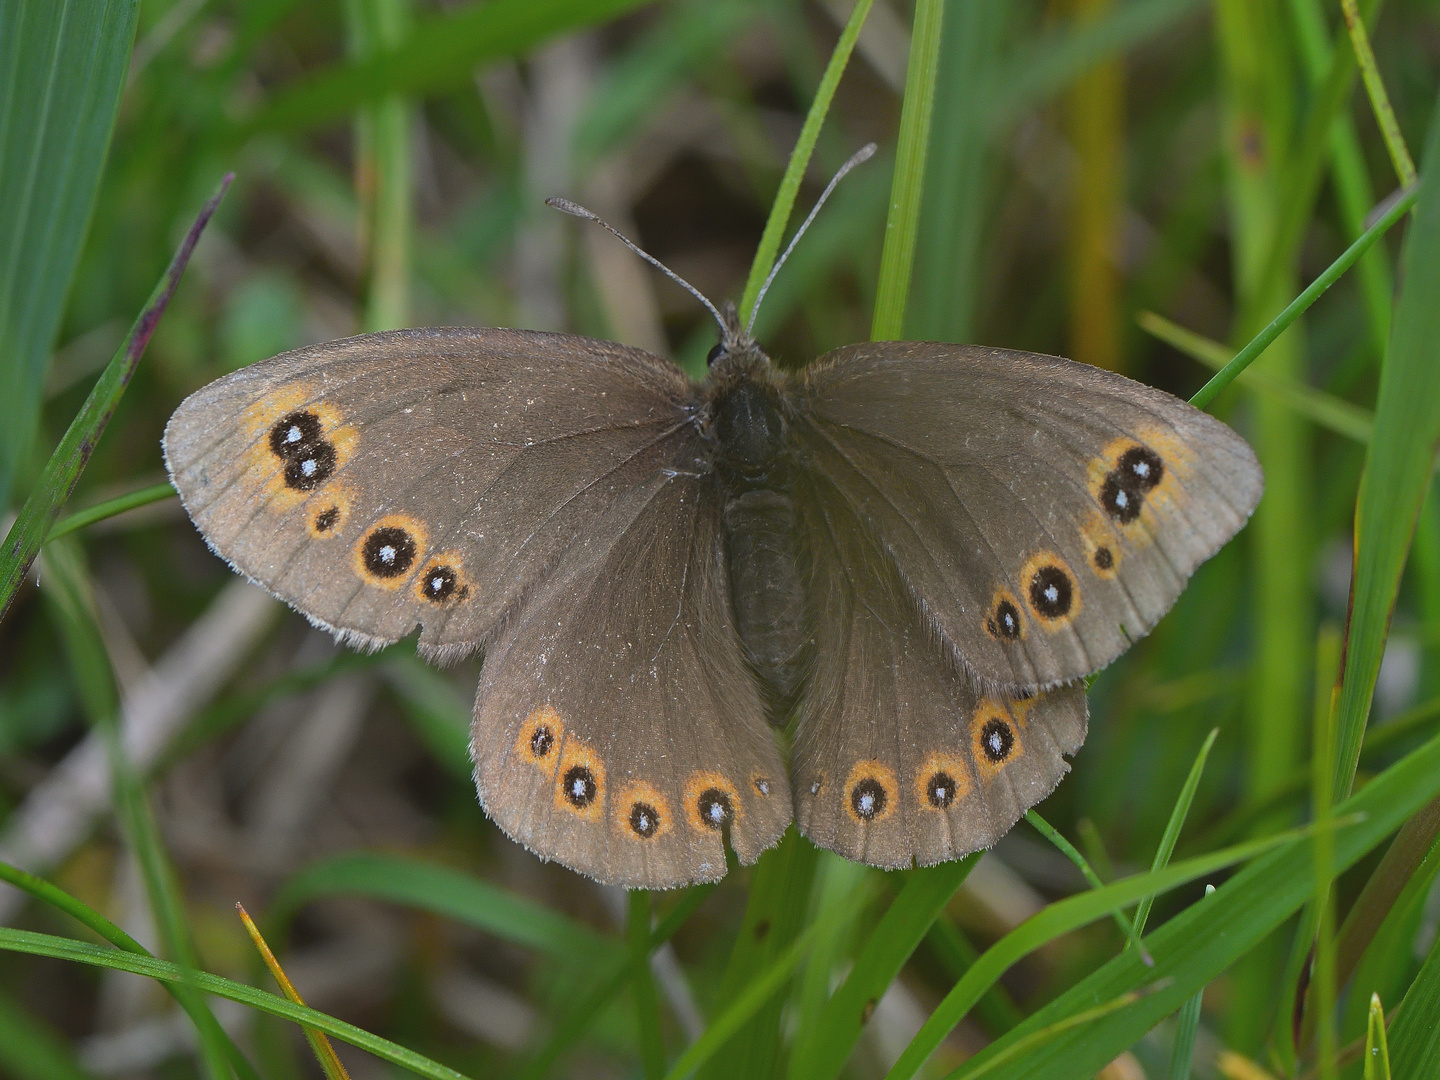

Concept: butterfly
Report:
left=163, top=181, right=1261, bottom=890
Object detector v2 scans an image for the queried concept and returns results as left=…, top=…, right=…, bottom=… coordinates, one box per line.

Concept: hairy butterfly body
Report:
left=164, top=305, right=1260, bottom=888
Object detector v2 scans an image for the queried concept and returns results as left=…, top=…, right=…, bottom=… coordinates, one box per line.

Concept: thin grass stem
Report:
left=1340, top=0, right=1416, bottom=188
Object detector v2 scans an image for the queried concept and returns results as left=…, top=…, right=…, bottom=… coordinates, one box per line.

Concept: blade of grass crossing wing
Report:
left=790, top=856, right=978, bottom=1080
left=1364, top=995, right=1391, bottom=1080
left=0, top=0, right=139, bottom=512
left=926, top=731, right=1440, bottom=1080
left=1132, top=729, right=1218, bottom=941
left=0, top=928, right=473, bottom=1080
left=740, top=0, right=875, bottom=323
left=0, top=175, right=229, bottom=623
left=871, top=0, right=944, bottom=340
left=1331, top=90, right=1440, bottom=807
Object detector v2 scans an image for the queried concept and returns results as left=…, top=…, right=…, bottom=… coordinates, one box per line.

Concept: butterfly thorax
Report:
left=704, top=349, right=811, bottom=720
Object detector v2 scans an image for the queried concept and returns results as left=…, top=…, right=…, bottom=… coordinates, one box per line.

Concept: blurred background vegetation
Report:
left=2, top=0, right=1440, bottom=1078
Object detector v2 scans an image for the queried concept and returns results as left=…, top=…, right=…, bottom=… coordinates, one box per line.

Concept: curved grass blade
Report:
left=788, top=855, right=978, bottom=1080
left=44, top=481, right=176, bottom=543
left=931, top=727, right=1440, bottom=1080
left=740, top=0, right=875, bottom=324
left=1026, top=812, right=1151, bottom=963
left=0, top=927, right=473, bottom=1080
left=0, top=174, right=230, bottom=624
left=1387, top=931, right=1440, bottom=1076
left=1133, top=730, right=1218, bottom=942
left=267, top=851, right=621, bottom=964
left=1340, top=0, right=1415, bottom=188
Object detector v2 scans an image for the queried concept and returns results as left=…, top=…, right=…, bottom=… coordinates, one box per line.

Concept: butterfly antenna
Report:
left=747, top=142, right=877, bottom=334
left=546, top=197, right=729, bottom=338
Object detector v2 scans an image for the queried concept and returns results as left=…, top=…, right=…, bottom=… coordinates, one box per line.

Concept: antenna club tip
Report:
left=545, top=197, right=591, bottom=219
left=856, top=142, right=878, bottom=161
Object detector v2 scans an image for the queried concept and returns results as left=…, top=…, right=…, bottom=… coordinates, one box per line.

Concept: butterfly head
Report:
left=705, top=301, right=769, bottom=376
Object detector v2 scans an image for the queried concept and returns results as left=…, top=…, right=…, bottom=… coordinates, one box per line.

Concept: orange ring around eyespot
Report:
left=684, top=772, right=740, bottom=833
left=554, top=739, right=605, bottom=821
left=353, top=514, right=429, bottom=590
left=915, top=752, right=972, bottom=812
left=843, top=760, right=898, bottom=824
left=1020, top=550, right=1081, bottom=629
left=306, top=484, right=354, bottom=539
left=414, top=551, right=472, bottom=606
left=516, top=705, right=563, bottom=774
left=971, top=699, right=1025, bottom=781
left=615, top=781, right=673, bottom=842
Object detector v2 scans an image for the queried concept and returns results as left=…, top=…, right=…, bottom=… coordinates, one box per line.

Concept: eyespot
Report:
left=517, top=706, right=563, bottom=772
left=269, top=410, right=323, bottom=459
left=1021, top=552, right=1080, bottom=626
left=629, top=802, right=660, bottom=838
left=562, top=765, right=598, bottom=807
left=980, top=718, right=1014, bottom=762
left=283, top=441, right=336, bottom=490
left=1096, top=441, right=1166, bottom=524
left=354, top=515, right=428, bottom=589
left=751, top=774, right=772, bottom=797
left=985, top=590, right=1024, bottom=641
left=415, top=554, right=470, bottom=606
left=617, top=782, right=671, bottom=841
left=971, top=700, right=1025, bottom=779
left=915, top=752, right=971, bottom=811
left=684, top=772, right=739, bottom=833
left=843, top=761, right=897, bottom=824
left=553, top=739, right=604, bottom=819
left=1093, top=546, right=1113, bottom=571
left=306, top=486, right=353, bottom=539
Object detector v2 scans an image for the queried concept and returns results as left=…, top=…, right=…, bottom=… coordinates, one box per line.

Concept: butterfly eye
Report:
left=706, top=342, right=725, bottom=367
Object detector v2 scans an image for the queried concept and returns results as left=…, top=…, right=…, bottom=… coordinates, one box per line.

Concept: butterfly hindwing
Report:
left=470, top=459, right=790, bottom=888
left=163, top=328, right=694, bottom=657
left=791, top=342, right=1263, bottom=690
left=791, top=470, right=1087, bottom=868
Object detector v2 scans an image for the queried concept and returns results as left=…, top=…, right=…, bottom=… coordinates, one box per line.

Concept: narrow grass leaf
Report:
left=240, top=0, right=651, bottom=137
left=44, top=482, right=177, bottom=544
left=663, top=921, right=819, bottom=1080
left=937, top=728, right=1440, bottom=1080
left=1027, top=812, right=1150, bottom=962
left=1340, top=0, right=1415, bottom=187
left=1387, top=931, right=1440, bottom=1077
left=885, top=820, right=1345, bottom=1080
left=628, top=891, right=666, bottom=1080
left=1138, top=312, right=1374, bottom=443
left=790, top=856, right=978, bottom=1080
left=741, top=0, right=874, bottom=323
left=268, top=852, right=621, bottom=964
left=1166, top=891, right=1213, bottom=1080
left=239, top=904, right=351, bottom=1080
left=1133, top=729, right=1217, bottom=941
left=0, top=928, right=473, bottom=1080
left=871, top=0, right=944, bottom=339
left=0, top=0, right=140, bottom=510
left=1364, top=994, right=1390, bottom=1080
left=0, top=175, right=229, bottom=624
left=1188, top=183, right=1416, bottom=411
left=1332, top=93, right=1440, bottom=801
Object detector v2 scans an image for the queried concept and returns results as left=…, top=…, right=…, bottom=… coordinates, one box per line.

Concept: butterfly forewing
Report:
left=791, top=469, right=1087, bottom=868
left=163, top=328, right=694, bottom=656
left=471, top=460, right=790, bottom=888
left=792, top=342, right=1263, bottom=690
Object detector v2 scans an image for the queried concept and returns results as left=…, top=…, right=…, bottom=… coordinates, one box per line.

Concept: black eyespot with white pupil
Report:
left=284, top=442, right=336, bottom=491
left=980, top=718, right=1014, bottom=763
left=562, top=765, right=597, bottom=807
left=988, top=598, right=1022, bottom=639
left=362, top=527, right=417, bottom=578
left=851, top=778, right=887, bottom=820
left=269, top=411, right=322, bottom=459
left=697, top=789, right=732, bottom=830
left=927, top=772, right=958, bottom=809
left=423, top=565, right=458, bottom=603
left=629, top=802, right=660, bottom=838
left=1100, top=445, right=1164, bottom=523
left=529, top=726, right=554, bottom=758
left=1029, top=565, right=1074, bottom=618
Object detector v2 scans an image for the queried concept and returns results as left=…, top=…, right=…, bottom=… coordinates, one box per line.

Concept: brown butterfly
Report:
left=164, top=178, right=1261, bottom=889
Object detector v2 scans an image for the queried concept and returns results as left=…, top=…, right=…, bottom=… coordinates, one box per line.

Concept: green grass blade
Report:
left=1387, top=931, right=1440, bottom=1077
left=381, top=655, right=473, bottom=777
left=740, top=0, right=874, bottom=325
left=1166, top=890, right=1213, bottom=1080
left=44, top=481, right=176, bottom=543
left=1138, top=312, right=1375, bottom=443
left=885, top=820, right=1347, bottom=1080
left=0, top=175, right=229, bottom=624
left=1340, top=0, right=1415, bottom=188
left=1133, top=729, right=1218, bottom=941
left=629, top=891, right=666, bottom=1080
left=663, top=920, right=819, bottom=1080
left=871, top=0, right=944, bottom=340
left=789, top=855, right=978, bottom=1080
left=1188, top=182, right=1416, bottom=410
left=267, top=852, right=622, bottom=964
left=1332, top=93, right=1440, bottom=802
left=239, top=0, right=651, bottom=138
left=1310, top=625, right=1344, bottom=1080
left=0, top=927, right=473, bottom=1080
left=1364, top=994, right=1391, bottom=1080
left=1026, top=812, right=1150, bottom=961
left=933, top=727, right=1440, bottom=1080
left=0, top=0, right=140, bottom=511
